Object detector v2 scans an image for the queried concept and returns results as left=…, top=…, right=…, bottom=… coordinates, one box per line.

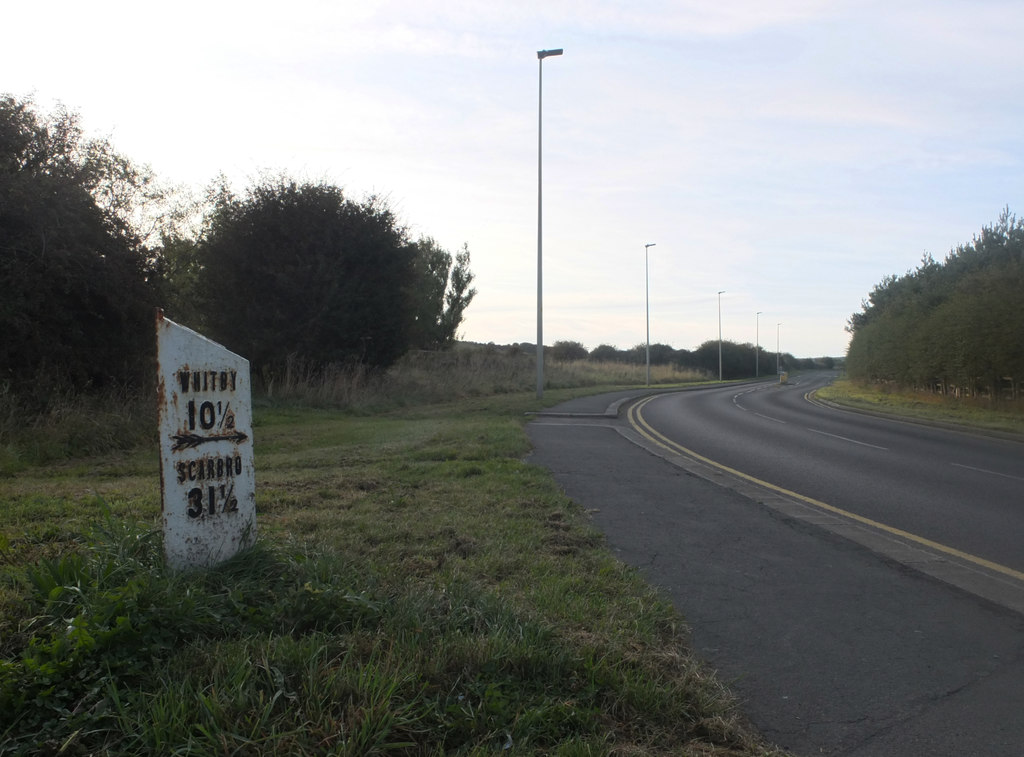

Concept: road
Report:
left=632, top=373, right=1024, bottom=576
left=526, top=377, right=1024, bottom=756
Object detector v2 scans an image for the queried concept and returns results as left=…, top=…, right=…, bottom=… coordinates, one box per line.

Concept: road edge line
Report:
left=624, top=395, right=1024, bottom=617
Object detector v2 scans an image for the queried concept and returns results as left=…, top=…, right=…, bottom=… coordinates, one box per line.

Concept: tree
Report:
left=152, top=233, right=203, bottom=326
left=0, top=95, right=156, bottom=399
left=647, top=343, right=677, bottom=365
left=408, top=238, right=476, bottom=350
left=846, top=209, right=1024, bottom=396
left=691, top=340, right=759, bottom=379
left=589, top=344, right=622, bottom=362
left=196, top=176, right=418, bottom=370
left=549, top=340, right=588, bottom=361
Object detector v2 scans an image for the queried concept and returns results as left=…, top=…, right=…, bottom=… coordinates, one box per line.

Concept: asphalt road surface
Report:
left=526, top=376, right=1024, bottom=756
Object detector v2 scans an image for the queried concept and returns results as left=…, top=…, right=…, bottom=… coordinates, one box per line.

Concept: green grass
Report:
left=0, top=386, right=785, bottom=756
left=816, top=379, right=1024, bottom=435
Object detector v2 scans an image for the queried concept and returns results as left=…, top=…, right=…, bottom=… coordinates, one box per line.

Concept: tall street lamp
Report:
left=536, top=47, right=563, bottom=400
left=777, top=323, right=782, bottom=375
left=756, top=311, right=762, bottom=377
left=717, top=290, right=725, bottom=381
left=644, top=242, right=656, bottom=386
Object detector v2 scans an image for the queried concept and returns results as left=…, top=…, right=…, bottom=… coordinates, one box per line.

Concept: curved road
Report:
left=527, top=377, right=1024, bottom=755
left=630, top=373, right=1024, bottom=577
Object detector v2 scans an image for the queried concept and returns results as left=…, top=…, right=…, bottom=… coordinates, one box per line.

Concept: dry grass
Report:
left=817, top=379, right=1024, bottom=436
left=257, top=348, right=708, bottom=409
left=1, top=348, right=706, bottom=475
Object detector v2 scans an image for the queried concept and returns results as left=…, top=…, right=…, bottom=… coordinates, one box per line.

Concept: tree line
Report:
left=0, top=95, right=476, bottom=406
left=845, top=209, right=1024, bottom=399
left=507, top=339, right=830, bottom=379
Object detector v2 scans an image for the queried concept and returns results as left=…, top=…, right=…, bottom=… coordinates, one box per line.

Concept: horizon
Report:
left=456, top=337, right=840, bottom=362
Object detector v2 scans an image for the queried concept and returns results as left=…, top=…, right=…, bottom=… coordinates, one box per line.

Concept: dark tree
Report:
left=647, top=343, right=677, bottom=365
left=846, top=209, right=1024, bottom=397
left=588, top=344, right=622, bottom=362
left=625, top=344, right=647, bottom=364
left=152, top=233, right=203, bottom=326
left=674, top=348, right=695, bottom=370
left=691, top=340, right=761, bottom=379
left=197, top=177, right=418, bottom=370
left=408, top=237, right=476, bottom=350
left=549, top=340, right=588, bottom=361
left=0, top=95, right=156, bottom=399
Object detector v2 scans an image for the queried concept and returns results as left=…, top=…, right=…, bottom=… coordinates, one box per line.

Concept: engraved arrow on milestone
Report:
left=171, top=430, right=249, bottom=451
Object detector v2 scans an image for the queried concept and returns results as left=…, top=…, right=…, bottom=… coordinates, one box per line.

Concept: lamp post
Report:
left=777, top=323, right=782, bottom=375
left=536, top=47, right=563, bottom=400
left=645, top=242, right=656, bottom=386
left=717, top=290, right=725, bottom=381
left=756, top=311, right=762, bottom=377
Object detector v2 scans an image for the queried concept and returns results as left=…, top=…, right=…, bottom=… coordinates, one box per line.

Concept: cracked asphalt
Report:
left=526, top=390, right=1024, bottom=756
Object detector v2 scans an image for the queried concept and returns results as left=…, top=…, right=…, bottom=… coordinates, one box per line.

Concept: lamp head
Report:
left=538, top=49, right=564, bottom=59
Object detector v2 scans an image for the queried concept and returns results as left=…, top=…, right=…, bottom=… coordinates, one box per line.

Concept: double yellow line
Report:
left=628, top=394, right=1024, bottom=584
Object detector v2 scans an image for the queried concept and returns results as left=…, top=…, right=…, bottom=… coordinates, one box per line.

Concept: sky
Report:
left=5, top=1, right=1024, bottom=358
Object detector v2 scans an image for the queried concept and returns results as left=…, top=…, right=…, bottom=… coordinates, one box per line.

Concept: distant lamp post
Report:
left=777, top=323, right=782, bottom=374
left=644, top=242, right=656, bottom=386
left=718, top=290, right=725, bottom=381
left=756, top=311, right=762, bottom=377
left=536, top=47, right=563, bottom=400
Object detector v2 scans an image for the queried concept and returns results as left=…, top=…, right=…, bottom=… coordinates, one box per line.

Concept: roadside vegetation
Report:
left=836, top=210, right=1024, bottom=435
left=816, top=378, right=1024, bottom=436
left=845, top=209, right=1024, bottom=400
left=1, top=94, right=477, bottom=413
left=0, top=352, right=710, bottom=477
left=0, top=355, right=787, bottom=756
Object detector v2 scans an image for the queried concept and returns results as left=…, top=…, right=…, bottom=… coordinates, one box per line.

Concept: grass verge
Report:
left=816, top=379, right=1024, bottom=436
left=0, top=388, right=785, bottom=756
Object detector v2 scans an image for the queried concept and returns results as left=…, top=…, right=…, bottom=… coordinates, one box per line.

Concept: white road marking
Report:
left=805, top=427, right=888, bottom=450
left=950, top=462, right=1024, bottom=482
left=733, top=388, right=788, bottom=424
